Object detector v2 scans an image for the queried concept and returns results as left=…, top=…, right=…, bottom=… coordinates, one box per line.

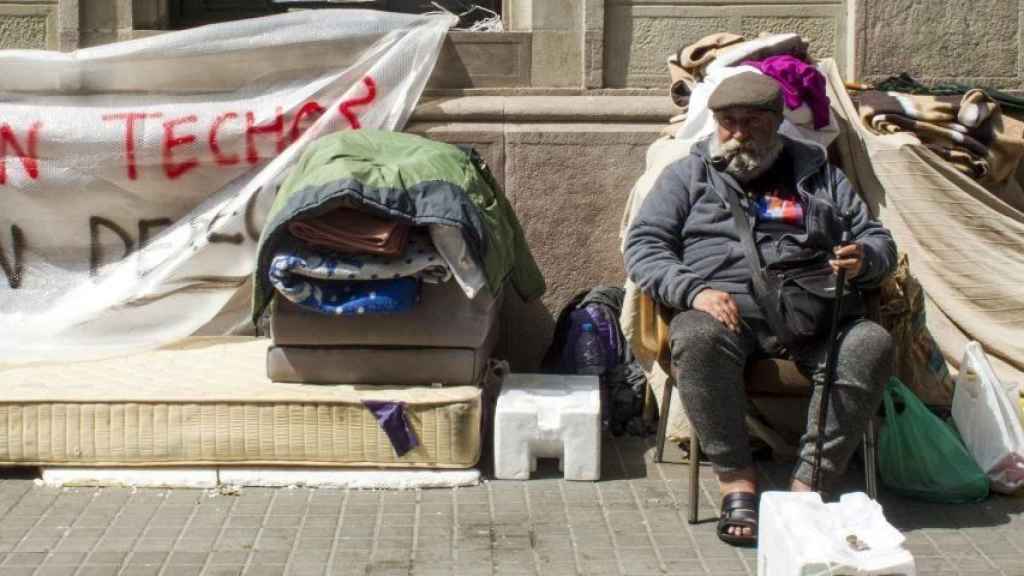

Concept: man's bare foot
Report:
left=718, top=467, right=757, bottom=540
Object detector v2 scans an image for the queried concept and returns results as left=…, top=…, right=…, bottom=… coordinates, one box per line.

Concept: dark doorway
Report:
left=172, top=0, right=278, bottom=29
left=170, top=0, right=502, bottom=30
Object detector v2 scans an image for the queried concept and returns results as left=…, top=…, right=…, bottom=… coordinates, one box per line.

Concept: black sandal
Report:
left=717, top=491, right=759, bottom=547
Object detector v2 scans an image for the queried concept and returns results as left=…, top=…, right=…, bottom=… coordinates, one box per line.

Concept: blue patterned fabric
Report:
left=269, top=249, right=419, bottom=315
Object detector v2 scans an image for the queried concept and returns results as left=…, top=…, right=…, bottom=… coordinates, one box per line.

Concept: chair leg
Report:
left=652, top=377, right=702, bottom=523
left=642, top=380, right=658, bottom=426
left=688, top=434, right=700, bottom=524
left=863, top=419, right=879, bottom=500
left=654, top=377, right=674, bottom=463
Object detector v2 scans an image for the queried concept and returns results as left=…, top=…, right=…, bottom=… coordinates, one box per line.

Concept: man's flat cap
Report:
left=708, top=72, right=783, bottom=115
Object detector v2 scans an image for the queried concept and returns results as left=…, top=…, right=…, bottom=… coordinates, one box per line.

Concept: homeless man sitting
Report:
left=624, top=72, right=897, bottom=546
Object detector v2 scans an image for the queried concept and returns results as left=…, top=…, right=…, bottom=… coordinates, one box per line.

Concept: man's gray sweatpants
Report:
left=669, top=309, right=893, bottom=490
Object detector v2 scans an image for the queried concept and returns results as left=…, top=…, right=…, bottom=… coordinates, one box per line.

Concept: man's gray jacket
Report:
left=624, top=135, right=897, bottom=312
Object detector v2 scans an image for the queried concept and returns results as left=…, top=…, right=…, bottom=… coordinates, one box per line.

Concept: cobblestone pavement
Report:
left=0, top=435, right=1021, bottom=576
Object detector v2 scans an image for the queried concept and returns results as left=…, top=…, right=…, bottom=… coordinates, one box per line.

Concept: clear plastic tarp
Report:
left=0, top=9, right=456, bottom=363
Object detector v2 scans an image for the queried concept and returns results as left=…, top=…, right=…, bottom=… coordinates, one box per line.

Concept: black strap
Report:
left=721, top=170, right=796, bottom=351
left=721, top=491, right=758, bottom=512
left=722, top=182, right=765, bottom=290
left=721, top=178, right=786, bottom=326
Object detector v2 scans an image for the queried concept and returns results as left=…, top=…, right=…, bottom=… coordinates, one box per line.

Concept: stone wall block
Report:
left=77, top=0, right=132, bottom=47
left=909, top=0, right=1018, bottom=79
left=857, top=0, right=915, bottom=78
left=0, top=14, right=47, bottom=49
left=605, top=2, right=847, bottom=88
left=57, top=0, right=79, bottom=51
left=856, top=0, right=1024, bottom=87
left=531, top=30, right=582, bottom=87
left=532, top=0, right=577, bottom=31
left=583, top=0, right=603, bottom=31
left=505, top=0, right=532, bottom=32
left=133, top=0, right=169, bottom=30
left=505, top=127, right=660, bottom=367
left=605, top=6, right=731, bottom=88
left=583, top=0, right=605, bottom=88
left=426, top=32, right=532, bottom=89
left=741, top=16, right=838, bottom=60
left=0, top=4, right=58, bottom=50
left=584, top=29, right=604, bottom=89
left=58, top=28, right=79, bottom=51
left=80, top=0, right=117, bottom=31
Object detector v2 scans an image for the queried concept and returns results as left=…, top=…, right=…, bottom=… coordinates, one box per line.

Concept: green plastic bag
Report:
left=879, top=377, right=990, bottom=503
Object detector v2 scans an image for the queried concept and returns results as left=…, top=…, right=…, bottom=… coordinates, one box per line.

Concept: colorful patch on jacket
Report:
left=755, top=193, right=805, bottom=226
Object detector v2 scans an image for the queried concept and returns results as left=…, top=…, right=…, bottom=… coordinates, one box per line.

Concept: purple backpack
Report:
left=561, top=303, right=623, bottom=374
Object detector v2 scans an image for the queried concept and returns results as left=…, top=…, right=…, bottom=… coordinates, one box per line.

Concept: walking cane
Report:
left=812, top=212, right=853, bottom=494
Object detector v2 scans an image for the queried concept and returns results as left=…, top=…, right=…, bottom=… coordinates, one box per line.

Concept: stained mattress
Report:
left=0, top=338, right=481, bottom=468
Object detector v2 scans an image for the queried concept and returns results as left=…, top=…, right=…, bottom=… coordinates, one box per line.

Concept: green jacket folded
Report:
left=252, top=129, right=546, bottom=323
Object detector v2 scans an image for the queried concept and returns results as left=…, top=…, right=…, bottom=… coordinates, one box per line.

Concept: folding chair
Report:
left=637, top=293, right=880, bottom=524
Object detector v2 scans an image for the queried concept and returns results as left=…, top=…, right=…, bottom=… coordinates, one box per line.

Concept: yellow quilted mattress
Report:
left=0, top=338, right=480, bottom=468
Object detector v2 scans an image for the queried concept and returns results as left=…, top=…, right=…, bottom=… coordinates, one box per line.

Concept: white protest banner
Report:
left=0, top=9, right=456, bottom=363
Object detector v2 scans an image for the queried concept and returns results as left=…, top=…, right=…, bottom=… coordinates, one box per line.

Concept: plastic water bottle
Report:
left=575, top=322, right=606, bottom=376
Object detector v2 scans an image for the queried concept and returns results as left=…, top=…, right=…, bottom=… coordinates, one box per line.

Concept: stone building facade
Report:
left=7, top=1, right=1021, bottom=90
left=1, top=0, right=1017, bottom=367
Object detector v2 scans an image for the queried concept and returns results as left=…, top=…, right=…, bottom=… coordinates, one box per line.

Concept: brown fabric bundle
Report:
left=858, top=91, right=961, bottom=125
left=668, top=32, right=745, bottom=107
left=970, top=95, right=1024, bottom=185
left=859, top=89, right=1024, bottom=186
left=667, top=32, right=811, bottom=111
left=288, top=208, right=410, bottom=256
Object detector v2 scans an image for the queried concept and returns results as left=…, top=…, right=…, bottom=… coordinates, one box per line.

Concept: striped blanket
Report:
left=858, top=89, right=1024, bottom=186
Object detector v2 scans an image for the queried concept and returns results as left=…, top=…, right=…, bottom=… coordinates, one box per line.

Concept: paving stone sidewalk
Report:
left=0, top=434, right=1021, bottom=576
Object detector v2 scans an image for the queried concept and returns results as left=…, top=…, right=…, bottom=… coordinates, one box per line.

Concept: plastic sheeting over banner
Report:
left=0, top=10, right=456, bottom=363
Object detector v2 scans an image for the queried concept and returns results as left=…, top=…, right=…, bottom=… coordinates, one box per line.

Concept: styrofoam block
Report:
left=494, top=373, right=601, bottom=481
left=42, top=468, right=218, bottom=488
left=758, top=491, right=915, bottom=576
left=219, top=468, right=480, bottom=489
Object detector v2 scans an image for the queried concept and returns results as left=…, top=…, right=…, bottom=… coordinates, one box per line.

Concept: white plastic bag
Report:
left=952, top=341, right=1024, bottom=494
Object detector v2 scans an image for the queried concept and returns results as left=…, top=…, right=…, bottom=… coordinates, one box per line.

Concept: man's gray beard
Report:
left=709, top=132, right=784, bottom=182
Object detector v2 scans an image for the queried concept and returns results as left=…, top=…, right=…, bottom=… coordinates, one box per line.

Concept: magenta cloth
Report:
left=743, top=55, right=830, bottom=130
